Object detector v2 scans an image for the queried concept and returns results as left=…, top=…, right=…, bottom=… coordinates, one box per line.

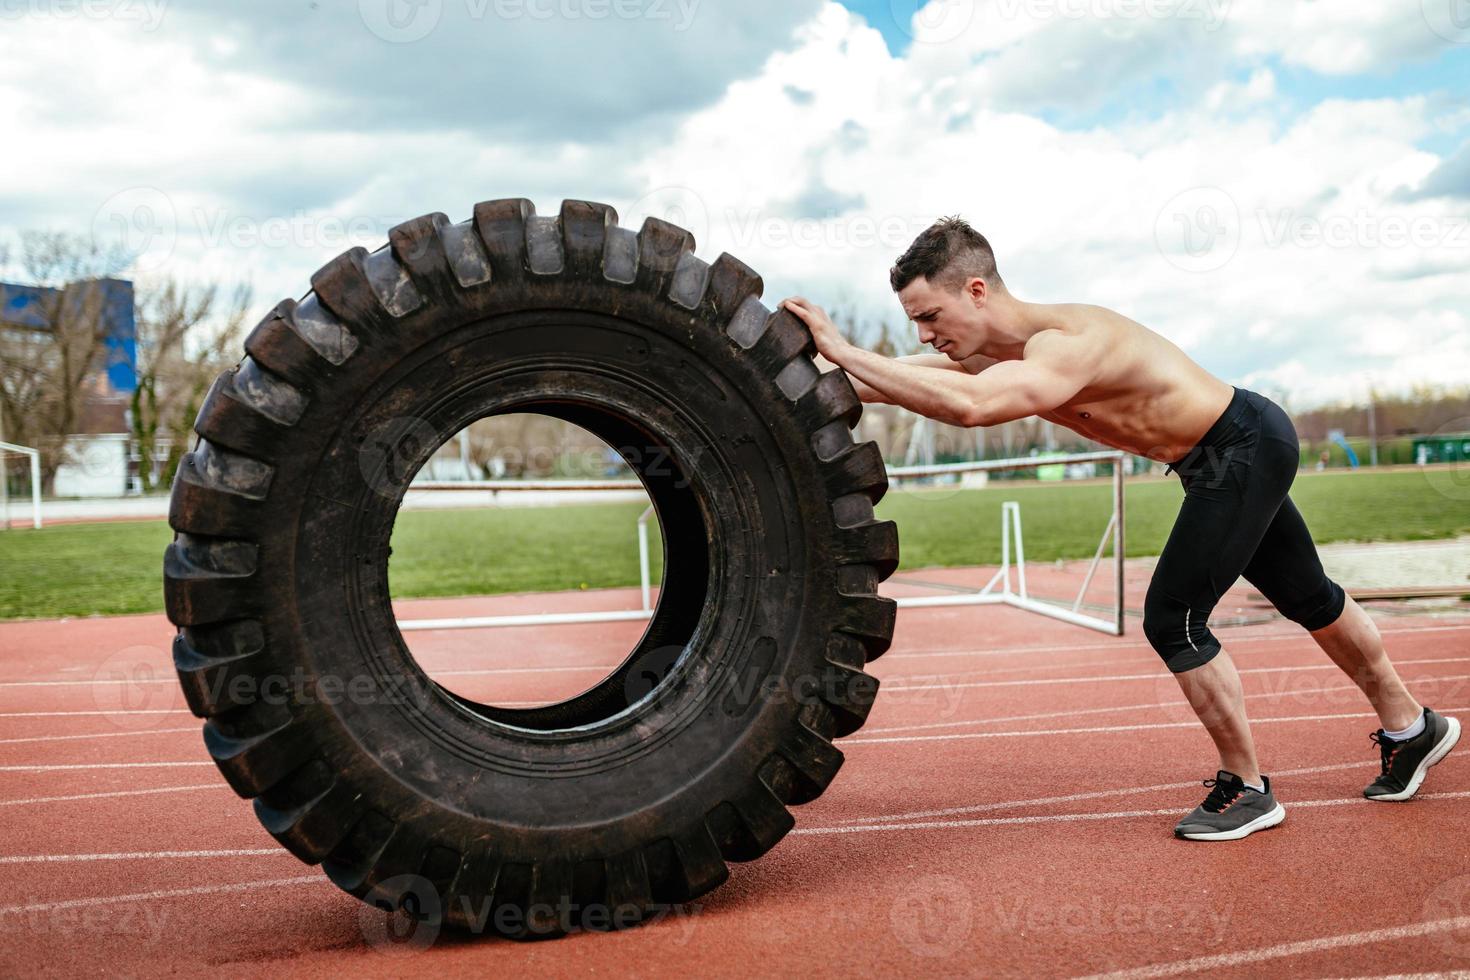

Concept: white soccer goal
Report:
left=883, top=450, right=1127, bottom=635
left=397, top=449, right=1127, bottom=636
left=0, top=441, right=43, bottom=530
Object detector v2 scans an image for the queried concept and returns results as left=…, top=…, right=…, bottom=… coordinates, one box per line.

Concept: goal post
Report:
left=0, top=441, right=43, bottom=531
left=396, top=449, right=1127, bottom=635
left=885, top=450, right=1127, bottom=636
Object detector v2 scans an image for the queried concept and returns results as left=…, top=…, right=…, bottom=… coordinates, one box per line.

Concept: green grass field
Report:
left=1, top=469, right=1465, bottom=620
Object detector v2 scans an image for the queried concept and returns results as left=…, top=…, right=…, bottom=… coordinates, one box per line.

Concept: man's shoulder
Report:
left=1034, top=304, right=1143, bottom=349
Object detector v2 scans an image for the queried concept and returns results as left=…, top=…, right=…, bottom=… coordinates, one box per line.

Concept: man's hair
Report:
left=889, top=216, right=1004, bottom=293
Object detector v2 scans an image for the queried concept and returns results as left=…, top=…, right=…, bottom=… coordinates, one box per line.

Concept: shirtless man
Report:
left=780, top=216, right=1460, bottom=840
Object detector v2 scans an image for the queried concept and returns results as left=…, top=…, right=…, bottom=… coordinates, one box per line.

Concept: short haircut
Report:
left=889, top=216, right=1004, bottom=293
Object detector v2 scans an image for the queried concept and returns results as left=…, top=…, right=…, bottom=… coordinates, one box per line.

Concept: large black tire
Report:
left=164, top=198, right=898, bottom=936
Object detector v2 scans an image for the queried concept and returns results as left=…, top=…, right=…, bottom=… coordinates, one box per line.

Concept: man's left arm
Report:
left=781, top=297, right=1090, bottom=427
left=831, top=342, right=1087, bottom=427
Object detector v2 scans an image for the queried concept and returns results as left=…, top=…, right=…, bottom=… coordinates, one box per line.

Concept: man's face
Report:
left=897, top=275, right=985, bottom=359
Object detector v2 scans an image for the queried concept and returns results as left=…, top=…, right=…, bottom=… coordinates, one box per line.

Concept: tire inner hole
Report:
left=388, top=408, right=713, bottom=732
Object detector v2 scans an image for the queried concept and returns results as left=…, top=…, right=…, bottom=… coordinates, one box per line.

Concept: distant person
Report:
left=1317, top=450, right=1331, bottom=471
left=781, top=216, right=1458, bottom=841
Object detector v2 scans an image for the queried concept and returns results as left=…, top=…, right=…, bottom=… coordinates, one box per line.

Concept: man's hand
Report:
left=780, top=297, right=851, bottom=364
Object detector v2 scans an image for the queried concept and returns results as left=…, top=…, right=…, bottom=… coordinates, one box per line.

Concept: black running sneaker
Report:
left=1365, top=707, right=1461, bottom=802
left=1174, top=771, right=1286, bottom=841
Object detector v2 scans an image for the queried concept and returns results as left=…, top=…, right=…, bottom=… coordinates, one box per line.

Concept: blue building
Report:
left=0, top=278, right=138, bottom=496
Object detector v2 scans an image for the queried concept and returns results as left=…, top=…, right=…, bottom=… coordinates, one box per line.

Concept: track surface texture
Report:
left=2, top=563, right=1468, bottom=977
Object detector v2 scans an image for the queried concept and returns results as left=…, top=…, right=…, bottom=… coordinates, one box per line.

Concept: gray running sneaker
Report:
left=1365, top=707, right=1461, bottom=802
left=1174, top=771, right=1286, bottom=841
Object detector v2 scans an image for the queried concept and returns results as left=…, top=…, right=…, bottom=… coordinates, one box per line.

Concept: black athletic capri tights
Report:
left=1145, top=386, right=1347, bottom=673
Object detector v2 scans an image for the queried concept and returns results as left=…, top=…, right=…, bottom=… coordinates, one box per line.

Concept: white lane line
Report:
left=0, top=727, right=197, bottom=746
left=4, top=623, right=1463, bottom=689
left=0, top=876, right=330, bottom=916
left=0, top=784, right=231, bottom=808
left=0, top=663, right=613, bottom=687
left=833, top=756, right=1467, bottom=826
left=861, top=674, right=1470, bottom=735
left=1073, top=915, right=1470, bottom=979
left=898, top=656, right=1154, bottom=683
left=794, top=789, right=1470, bottom=836
left=0, top=849, right=287, bottom=865
left=881, top=657, right=1470, bottom=693
left=0, top=762, right=213, bottom=772
left=0, top=709, right=191, bottom=718
left=880, top=623, right=1470, bottom=663
left=843, top=707, right=1470, bottom=746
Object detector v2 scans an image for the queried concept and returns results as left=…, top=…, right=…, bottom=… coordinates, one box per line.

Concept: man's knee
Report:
left=1143, top=586, right=1222, bottom=674
left=1275, top=577, right=1347, bottom=632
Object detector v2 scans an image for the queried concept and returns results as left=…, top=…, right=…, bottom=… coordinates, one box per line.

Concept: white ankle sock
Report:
left=1383, top=709, right=1426, bottom=742
left=1243, top=778, right=1265, bottom=793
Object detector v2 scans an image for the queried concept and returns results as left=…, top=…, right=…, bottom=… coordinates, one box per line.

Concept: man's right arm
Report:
left=813, top=352, right=995, bottom=403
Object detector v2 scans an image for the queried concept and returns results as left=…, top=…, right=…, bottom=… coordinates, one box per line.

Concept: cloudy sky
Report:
left=2, top=0, right=1467, bottom=408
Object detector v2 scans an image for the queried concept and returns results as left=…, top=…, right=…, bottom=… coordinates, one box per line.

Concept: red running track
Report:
left=1, top=569, right=1468, bottom=977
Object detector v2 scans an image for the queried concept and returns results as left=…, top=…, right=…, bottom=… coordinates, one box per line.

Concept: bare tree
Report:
left=130, top=280, right=253, bottom=491
left=0, top=232, right=128, bottom=491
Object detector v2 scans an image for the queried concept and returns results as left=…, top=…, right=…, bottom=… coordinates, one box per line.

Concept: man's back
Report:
left=1018, top=303, right=1235, bottom=463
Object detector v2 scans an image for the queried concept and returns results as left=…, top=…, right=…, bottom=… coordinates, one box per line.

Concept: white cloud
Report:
left=1, top=0, right=1467, bottom=409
